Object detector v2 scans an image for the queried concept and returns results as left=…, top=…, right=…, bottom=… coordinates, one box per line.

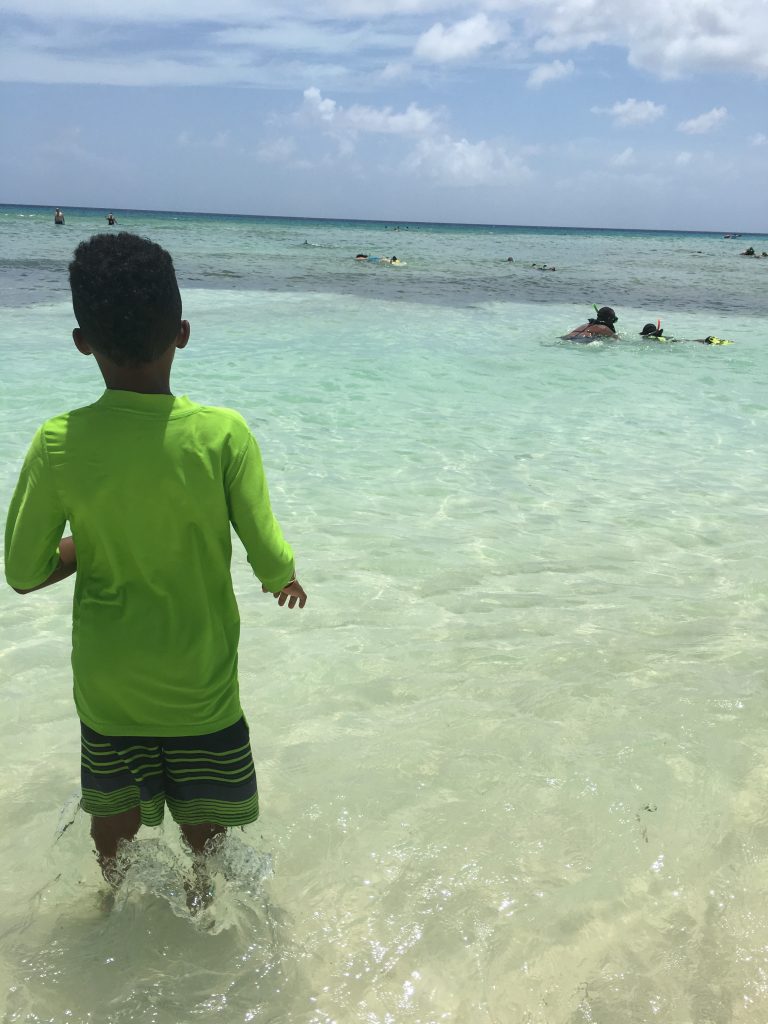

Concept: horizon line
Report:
left=0, top=201, right=764, bottom=237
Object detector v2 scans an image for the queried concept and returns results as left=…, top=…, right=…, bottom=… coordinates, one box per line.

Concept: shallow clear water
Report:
left=1, top=207, right=768, bottom=1022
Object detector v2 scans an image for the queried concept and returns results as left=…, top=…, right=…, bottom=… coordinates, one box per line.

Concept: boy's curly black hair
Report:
left=69, top=232, right=182, bottom=367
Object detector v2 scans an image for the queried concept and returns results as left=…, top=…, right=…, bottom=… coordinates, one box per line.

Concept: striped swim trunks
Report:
left=80, top=717, right=258, bottom=827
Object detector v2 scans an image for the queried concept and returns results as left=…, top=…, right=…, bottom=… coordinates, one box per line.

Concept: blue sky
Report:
left=1, top=0, right=766, bottom=229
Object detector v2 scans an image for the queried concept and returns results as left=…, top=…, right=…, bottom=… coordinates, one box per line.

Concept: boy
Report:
left=4, top=232, right=306, bottom=888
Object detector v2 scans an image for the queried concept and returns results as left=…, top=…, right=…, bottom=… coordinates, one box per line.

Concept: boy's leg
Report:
left=163, top=717, right=258, bottom=835
left=179, top=822, right=226, bottom=855
left=179, top=823, right=227, bottom=911
left=80, top=723, right=165, bottom=884
left=91, top=808, right=141, bottom=883
left=163, top=717, right=259, bottom=908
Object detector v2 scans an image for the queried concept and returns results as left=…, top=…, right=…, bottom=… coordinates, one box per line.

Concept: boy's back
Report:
left=6, top=390, right=294, bottom=736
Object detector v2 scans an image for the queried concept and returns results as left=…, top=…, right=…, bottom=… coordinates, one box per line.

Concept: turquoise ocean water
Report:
left=1, top=204, right=767, bottom=1022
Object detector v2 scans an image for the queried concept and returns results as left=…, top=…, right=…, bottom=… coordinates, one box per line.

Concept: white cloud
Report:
left=304, top=86, right=338, bottom=123
left=404, top=134, right=532, bottom=186
left=526, top=58, right=574, bottom=88
left=591, top=98, right=666, bottom=126
left=380, top=60, right=412, bottom=80
left=414, top=13, right=508, bottom=62
left=677, top=106, right=728, bottom=134
left=347, top=102, right=435, bottom=134
left=675, top=151, right=693, bottom=165
left=302, top=86, right=437, bottom=135
left=610, top=147, right=635, bottom=167
left=749, top=132, right=767, bottom=146
left=256, top=137, right=298, bottom=162
left=528, top=0, right=768, bottom=78
left=213, top=22, right=413, bottom=55
left=2, top=0, right=768, bottom=90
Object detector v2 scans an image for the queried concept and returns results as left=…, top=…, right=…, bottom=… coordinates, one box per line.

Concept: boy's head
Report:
left=69, top=233, right=182, bottom=367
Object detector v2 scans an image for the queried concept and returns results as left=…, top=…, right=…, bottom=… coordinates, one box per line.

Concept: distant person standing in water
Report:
left=106, top=213, right=117, bottom=226
left=562, top=306, right=619, bottom=340
left=54, top=209, right=65, bottom=225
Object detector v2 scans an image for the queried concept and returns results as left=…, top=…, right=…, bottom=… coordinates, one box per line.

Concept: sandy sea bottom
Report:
left=1, top=288, right=768, bottom=1023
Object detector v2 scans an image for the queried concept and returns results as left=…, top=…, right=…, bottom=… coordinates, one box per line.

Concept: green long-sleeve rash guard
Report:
left=4, top=390, right=295, bottom=736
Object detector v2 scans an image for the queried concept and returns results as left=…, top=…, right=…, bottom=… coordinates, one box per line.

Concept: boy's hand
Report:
left=262, top=578, right=307, bottom=609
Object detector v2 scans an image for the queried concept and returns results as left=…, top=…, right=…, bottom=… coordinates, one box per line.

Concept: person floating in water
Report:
left=106, top=213, right=117, bottom=226
left=562, top=306, right=618, bottom=340
left=640, top=322, right=668, bottom=341
left=639, top=322, right=733, bottom=345
left=54, top=208, right=65, bottom=225
left=740, top=246, right=756, bottom=256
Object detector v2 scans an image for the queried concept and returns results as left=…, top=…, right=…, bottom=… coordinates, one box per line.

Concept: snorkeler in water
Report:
left=640, top=322, right=670, bottom=341
left=562, top=306, right=618, bottom=340
left=639, top=322, right=733, bottom=345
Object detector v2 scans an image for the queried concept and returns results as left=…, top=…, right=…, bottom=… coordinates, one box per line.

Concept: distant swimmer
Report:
left=355, top=253, right=369, bottom=261
left=506, top=257, right=514, bottom=263
left=54, top=208, right=65, bottom=225
left=562, top=305, right=618, bottom=340
left=106, top=213, right=117, bottom=226
left=381, top=256, right=404, bottom=265
left=740, top=246, right=756, bottom=256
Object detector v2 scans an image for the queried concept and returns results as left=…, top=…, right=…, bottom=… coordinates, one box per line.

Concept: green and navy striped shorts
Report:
left=80, top=718, right=258, bottom=827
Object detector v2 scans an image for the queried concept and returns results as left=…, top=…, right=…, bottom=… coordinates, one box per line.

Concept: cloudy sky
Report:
left=1, top=0, right=766, bottom=229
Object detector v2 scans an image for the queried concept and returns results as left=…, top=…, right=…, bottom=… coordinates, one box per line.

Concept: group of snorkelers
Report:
left=739, top=247, right=768, bottom=258
left=505, top=257, right=556, bottom=270
left=563, top=306, right=733, bottom=345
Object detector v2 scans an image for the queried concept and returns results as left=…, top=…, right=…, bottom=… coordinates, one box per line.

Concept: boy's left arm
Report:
left=4, top=427, right=71, bottom=594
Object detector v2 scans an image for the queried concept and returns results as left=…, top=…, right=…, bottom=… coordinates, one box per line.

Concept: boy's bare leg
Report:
left=91, top=808, right=141, bottom=886
left=179, top=822, right=225, bottom=854
left=179, top=823, right=226, bottom=912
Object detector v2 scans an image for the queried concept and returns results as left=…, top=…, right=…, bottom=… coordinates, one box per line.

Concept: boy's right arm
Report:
left=5, top=428, right=69, bottom=594
left=262, top=577, right=307, bottom=609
